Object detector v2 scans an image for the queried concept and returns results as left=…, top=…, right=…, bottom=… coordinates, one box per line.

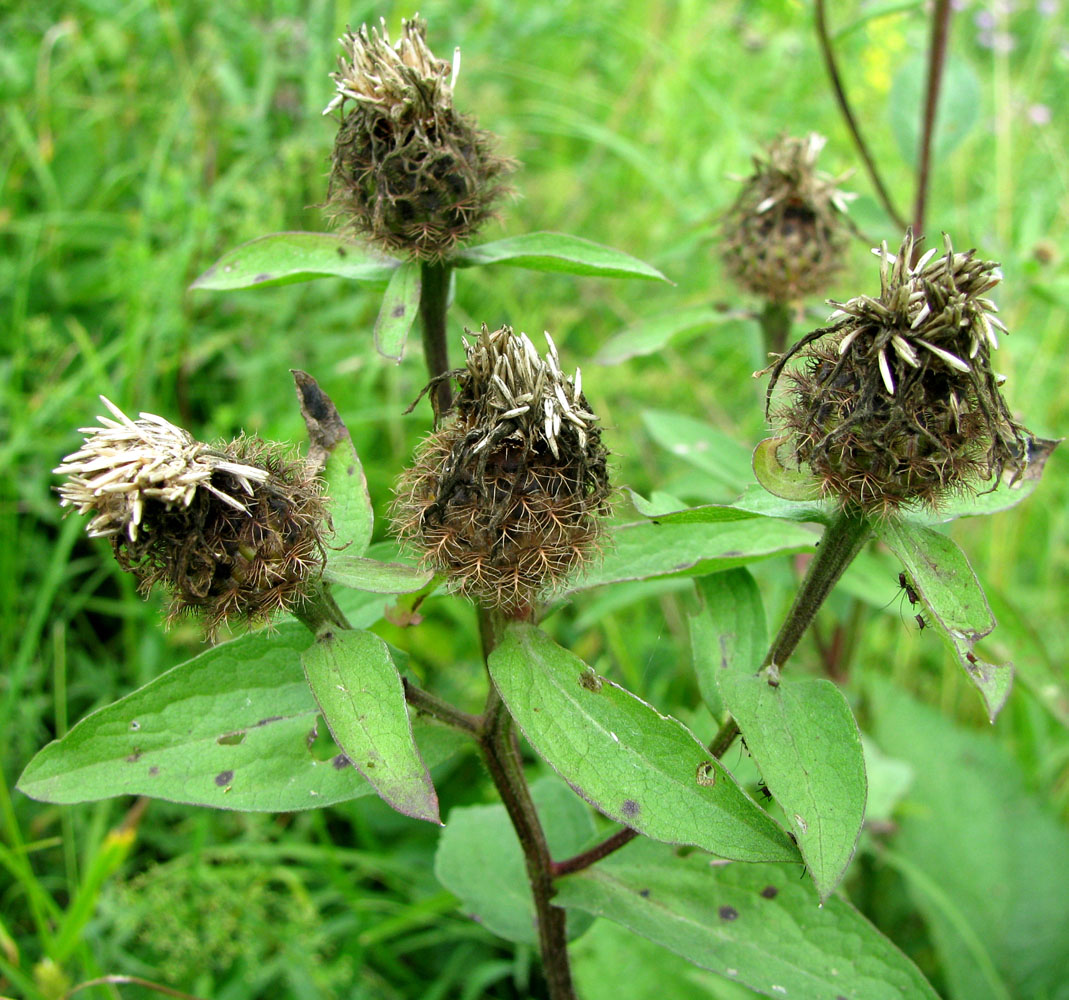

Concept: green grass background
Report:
left=2, top=1, right=1067, bottom=997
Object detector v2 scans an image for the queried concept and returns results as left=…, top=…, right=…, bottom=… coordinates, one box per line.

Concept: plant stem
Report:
left=760, top=300, right=793, bottom=357
left=552, top=827, right=638, bottom=878
left=764, top=509, right=871, bottom=669
left=814, top=0, right=907, bottom=232
left=912, top=0, right=953, bottom=246
left=419, top=261, right=453, bottom=415
left=402, top=677, right=480, bottom=735
left=710, top=509, right=871, bottom=759
left=478, top=608, right=575, bottom=1000
left=293, top=580, right=351, bottom=636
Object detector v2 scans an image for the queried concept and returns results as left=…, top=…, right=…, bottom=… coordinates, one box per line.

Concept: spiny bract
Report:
left=722, top=133, right=854, bottom=302
left=765, top=231, right=1032, bottom=515
left=391, top=326, right=611, bottom=614
left=55, top=398, right=328, bottom=635
left=324, top=16, right=512, bottom=260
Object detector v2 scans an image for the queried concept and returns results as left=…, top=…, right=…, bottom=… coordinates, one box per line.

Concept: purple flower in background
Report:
left=1028, top=104, right=1052, bottom=126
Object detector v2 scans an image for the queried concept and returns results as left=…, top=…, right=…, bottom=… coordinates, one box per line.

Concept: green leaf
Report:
left=302, top=629, right=438, bottom=823
left=451, top=232, right=669, bottom=282
left=434, top=777, right=596, bottom=946
left=889, top=55, right=980, bottom=167
left=569, top=518, right=816, bottom=592
left=323, top=435, right=373, bottom=561
left=18, top=625, right=460, bottom=811
left=729, top=483, right=834, bottom=524
left=487, top=624, right=798, bottom=863
left=688, top=570, right=767, bottom=720
left=693, top=571, right=867, bottom=900
left=867, top=678, right=1069, bottom=1000
left=557, top=838, right=940, bottom=1000
left=627, top=489, right=761, bottom=525
left=374, top=259, right=421, bottom=361
left=323, top=553, right=434, bottom=594
left=902, top=438, right=1058, bottom=524
left=873, top=519, right=1010, bottom=720
left=752, top=437, right=824, bottom=502
left=190, top=232, right=399, bottom=290
left=642, top=411, right=753, bottom=492
left=594, top=307, right=726, bottom=365
left=572, top=920, right=759, bottom=1000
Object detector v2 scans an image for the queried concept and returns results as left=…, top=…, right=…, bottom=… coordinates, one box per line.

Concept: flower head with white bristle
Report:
left=55, top=399, right=329, bottom=634
left=762, top=231, right=1032, bottom=514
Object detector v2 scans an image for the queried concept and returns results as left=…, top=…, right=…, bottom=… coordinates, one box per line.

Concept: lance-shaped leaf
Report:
left=643, top=411, right=754, bottom=493
left=434, top=777, right=596, bottom=946
left=487, top=624, right=798, bottom=863
left=18, top=625, right=461, bottom=811
left=293, top=372, right=374, bottom=559
left=569, top=518, right=816, bottom=592
left=594, top=307, right=728, bottom=365
left=874, top=519, right=1011, bottom=720
left=190, top=232, right=399, bottom=290
left=556, top=838, right=940, bottom=1000
left=302, top=629, right=438, bottom=824
left=693, top=571, right=867, bottom=900
left=374, top=260, right=421, bottom=361
left=451, top=232, right=668, bottom=282
left=323, top=553, right=434, bottom=594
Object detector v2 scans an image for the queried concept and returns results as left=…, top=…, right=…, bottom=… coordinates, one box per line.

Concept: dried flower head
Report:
left=391, top=326, right=611, bottom=614
left=764, top=231, right=1033, bottom=514
left=324, top=15, right=512, bottom=260
left=55, top=398, right=329, bottom=634
left=722, top=133, right=855, bottom=302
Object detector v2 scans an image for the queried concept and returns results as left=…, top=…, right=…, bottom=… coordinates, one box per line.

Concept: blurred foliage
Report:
left=2, top=0, right=1067, bottom=997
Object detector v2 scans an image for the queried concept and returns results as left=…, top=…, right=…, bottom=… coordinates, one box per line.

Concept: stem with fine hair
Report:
left=478, top=607, right=575, bottom=1000
left=814, top=0, right=907, bottom=232
left=912, top=0, right=953, bottom=245
left=419, top=261, right=453, bottom=415
left=709, top=509, right=872, bottom=759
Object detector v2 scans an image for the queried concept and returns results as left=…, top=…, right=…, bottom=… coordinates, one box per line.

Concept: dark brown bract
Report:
left=55, top=399, right=328, bottom=635
left=391, top=326, right=611, bottom=614
left=324, top=17, right=512, bottom=260
left=765, top=231, right=1032, bottom=515
left=722, top=133, right=853, bottom=302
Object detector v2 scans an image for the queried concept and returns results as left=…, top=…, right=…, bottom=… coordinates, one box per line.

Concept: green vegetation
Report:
left=3, top=1, right=1067, bottom=998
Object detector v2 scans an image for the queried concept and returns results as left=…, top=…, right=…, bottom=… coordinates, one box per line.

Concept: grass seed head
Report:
left=765, top=231, right=1033, bottom=515
left=324, top=15, right=513, bottom=260
left=392, top=325, right=612, bottom=614
left=55, top=398, right=329, bottom=635
left=721, top=133, right=854, bottom=302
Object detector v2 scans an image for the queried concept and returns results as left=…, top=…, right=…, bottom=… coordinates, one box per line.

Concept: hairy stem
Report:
left=419, top=261, right=453, bottom=415
left=711, top=509, right=871, bottom=758
left=912, top=0, right=953, bottom=246
left=402, top=677, right=480, bottom=735
left=814, top=0, right=907, bottom=232
left=764, top=510, right=871, bottom=668
left=478, top=608, right=575, bottom=1000
left=292, top=580, right=352, bottom=636
left=760, top=300, right=793, bottom=357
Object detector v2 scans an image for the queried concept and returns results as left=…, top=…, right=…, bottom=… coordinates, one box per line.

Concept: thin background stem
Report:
left=912, top=0, right=953, bottom=246
left=814, top=0, right=908, bottom=232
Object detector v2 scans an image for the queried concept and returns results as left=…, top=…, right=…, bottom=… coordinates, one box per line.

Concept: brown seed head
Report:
left=55, top=398, right=329, bottom=635
left=323, top=16, right=513, bottom=260
left=722, top=133, right=854, bottom=302
left=391, top=326, right=611, bottom=614
left=764, top=231, right=1033, bottom=515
